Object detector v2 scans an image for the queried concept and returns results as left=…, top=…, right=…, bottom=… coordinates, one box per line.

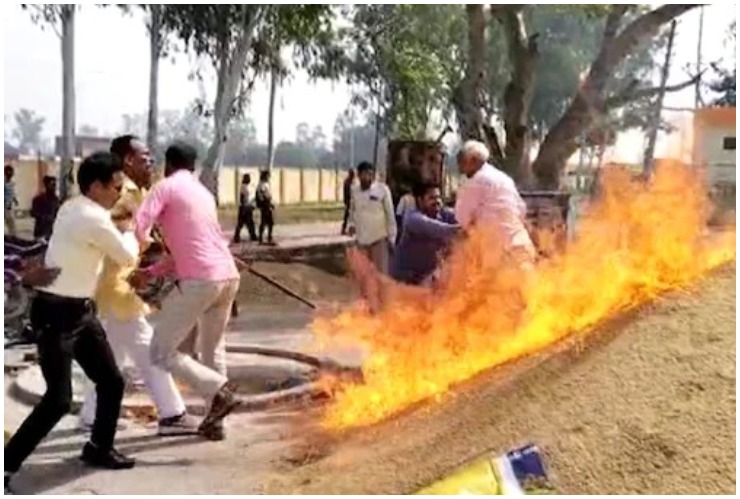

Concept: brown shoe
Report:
left=198, top=382, right=240, bottom=438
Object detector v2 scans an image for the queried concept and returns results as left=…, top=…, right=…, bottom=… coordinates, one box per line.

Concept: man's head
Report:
left=164, top=142, right=197, bottom=177
left=347, top=168, right=355, bottom=180
left=457, top=140, right=490, bottom=178
left=110, top=135, right=152, bottom=188
left=5, top=165, right=14, bottom=181
left=259, top=170, right=270, bottom=183
left=77, top=152, right=124, bottom=209
left=42, top=175, right=57, bottom=195
left=242, top=173, right=251, bottom=185
left=356, top=161, right=375, bottom=189
left=413, top=182, right=443, bottom=217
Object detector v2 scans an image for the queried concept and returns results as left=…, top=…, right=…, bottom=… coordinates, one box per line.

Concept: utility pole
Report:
left=643, top=20, right=677, bottom=176
left=695, top=6, right=705, bottom=108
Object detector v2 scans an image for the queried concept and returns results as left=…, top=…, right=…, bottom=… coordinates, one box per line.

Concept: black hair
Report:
left=43, top=175, right=56, bottom=184
left=5, top=165, right=14, bottom=175
left=356, top=161, right=374, bottom=174
left=242, top=173, right=251, bottom=184
left=412, top=182, right=440, bottom=199
left=77, top=151, right=123, bottom=195
left=110, top=134, right=138, bottom=161
left=165, top=142, right=197, bottom=172
left=259, top=169, right=270, bottom=182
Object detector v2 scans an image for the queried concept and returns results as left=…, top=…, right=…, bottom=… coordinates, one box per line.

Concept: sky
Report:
left=2, top=3, right=735, bottom=162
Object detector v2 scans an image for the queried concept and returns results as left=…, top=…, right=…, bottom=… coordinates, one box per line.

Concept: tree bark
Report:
left=266, top=64, right=278, bottom=173
left=643, top=20, right=677, bottom=176
left=458, top=4, right=486, bottom=142
left=60, top=6, right=75, bottom=200
left=147, top=5, right=162, bottom=155
left=493, top=6, right=538, bottom=187
left=531, top=4, right=699, bottom=189
left=201, top=6, right=263, bottom=197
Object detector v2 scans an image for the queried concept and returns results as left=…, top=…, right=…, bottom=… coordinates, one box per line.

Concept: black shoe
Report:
left=198, top=381, right=241, bottom=438
left=80, top=443, right=135, bottom=470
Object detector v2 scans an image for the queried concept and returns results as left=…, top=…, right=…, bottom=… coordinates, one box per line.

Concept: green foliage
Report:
left=12, top=108, right=45, bottom=154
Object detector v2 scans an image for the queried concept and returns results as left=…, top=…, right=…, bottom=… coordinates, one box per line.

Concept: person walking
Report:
left=232, top=173, right=258, bottom=243
left=347, top=161, right=397, bottom=274
left=255, top=170, right=275, bottom=245
left=78, top=135, right=198, bottom=436
left=5, top=152, right=139, bottom=494
left=132, top=143, right=242, bottom=441
left=341, top=168, right=355, bottom=235
left=5, top=164, right=18, bottom=236
left=30, top=175, right=60, bottom=240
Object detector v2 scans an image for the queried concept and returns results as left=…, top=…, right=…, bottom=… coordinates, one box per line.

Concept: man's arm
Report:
left=30, top=196, right=41, bottom=219
left=382, top=184, right=397, bottom=243
left=87, top=214, right=139, bottom=267
left=135, top=182, right=167, bottom=244
left=454, top=179, right=482, bottom=230
left=347, top=186, right=357, bottom=233
left=404, top=210, right=460, bottom=241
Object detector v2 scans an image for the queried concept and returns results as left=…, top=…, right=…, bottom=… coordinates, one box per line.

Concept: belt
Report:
left=35, top=290, right=93, bottom=308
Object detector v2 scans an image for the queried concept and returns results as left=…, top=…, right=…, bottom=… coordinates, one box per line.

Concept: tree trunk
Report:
left=200, top=7, right=263, bottom=197
left=266, top=64, right=278, bottom=173
left=372, top=102, right=381, bottom=167
left=494, top=6, right=538, bottom=187
left=458, top=4, right=486, bottom=142
left=60, top=6, right=75, bottom=200
left=147, top=5, right=162, bottom=155
left=531, top=4, right=699, bottom=189
left=643, top=20, right=677, bottom=176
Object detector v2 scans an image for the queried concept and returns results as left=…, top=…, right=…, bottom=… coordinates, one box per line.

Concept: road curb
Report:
left=9, top=343, right=355, bottom=415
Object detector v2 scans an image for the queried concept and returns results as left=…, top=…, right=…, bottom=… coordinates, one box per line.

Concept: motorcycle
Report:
left=4, top=237, right=48, bottom=348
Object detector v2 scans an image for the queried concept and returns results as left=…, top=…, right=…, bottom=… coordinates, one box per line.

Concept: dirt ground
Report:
left=265, top=264, right=736, bottom=495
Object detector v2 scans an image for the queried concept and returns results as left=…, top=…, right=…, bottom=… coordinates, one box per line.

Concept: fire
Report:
left=313, top=164, right=736, bottom=430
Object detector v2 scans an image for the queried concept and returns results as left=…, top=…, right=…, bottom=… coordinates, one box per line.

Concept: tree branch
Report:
left=605, top=72, right=703, bottom=109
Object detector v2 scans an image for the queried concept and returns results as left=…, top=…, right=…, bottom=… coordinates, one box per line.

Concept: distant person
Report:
left=348, top=161, right=397, bottom=274
left=30, top=175, right=60, bottom=240
left=132, top=143, right=242, bottom=441
left=5, top=165, right=18, bottom=236
left=255, top=170, right=275, bottom=245
left=392, top=182, right=460, bottom=286
left=5, top=152, right=139, bottom=495
left=341, top=168, right=355, bottom=235
left=232, top=173, right=258, bottom=243
left=394, top=184, right=416, bottom=241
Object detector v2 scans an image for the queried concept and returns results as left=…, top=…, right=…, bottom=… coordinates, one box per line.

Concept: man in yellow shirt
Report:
left=79, top=135, right=198, bottom=435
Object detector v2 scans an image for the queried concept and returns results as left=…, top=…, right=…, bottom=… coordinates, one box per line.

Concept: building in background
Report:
left=54, top=135, right=111, bottom=158
left=692, top=107, right=736, bottom=186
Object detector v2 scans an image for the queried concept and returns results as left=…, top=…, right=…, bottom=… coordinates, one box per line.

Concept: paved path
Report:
left=225, top=221, right=352, bottom=250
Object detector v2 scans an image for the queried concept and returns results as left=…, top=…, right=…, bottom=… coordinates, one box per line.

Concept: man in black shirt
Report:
left=341, top=168, right=355, bottom=235
left=30, top=175, right=60, bottom=240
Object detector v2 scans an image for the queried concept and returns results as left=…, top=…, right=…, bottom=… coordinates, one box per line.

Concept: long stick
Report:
left=247, top=266, right=317, bottom=309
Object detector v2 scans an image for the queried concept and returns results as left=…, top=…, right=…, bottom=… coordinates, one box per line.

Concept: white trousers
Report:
left=80, top=315, right=186, bottom=425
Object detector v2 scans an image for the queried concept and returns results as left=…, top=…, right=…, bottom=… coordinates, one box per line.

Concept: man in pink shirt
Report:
left=455, top=140, right=535, bottom=270
left=133, top=143, right=240, bottom=441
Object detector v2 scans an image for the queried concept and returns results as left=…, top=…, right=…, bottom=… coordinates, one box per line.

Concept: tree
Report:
left=12, top=109, right=45, bottom=154
left=529, top=5, right=700, bottom=188
left=78, top=124, right=99, bottom=137
left=160, top=5, right=334, bottom=198
left=24, top=4, right=76, bottom=199
left=145, top=5, right=168, bottom=155
left=708, top=21, right=736, bottom=107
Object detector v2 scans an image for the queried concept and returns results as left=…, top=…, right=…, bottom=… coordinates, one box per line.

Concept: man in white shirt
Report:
left=232, top=172, right=257, bottom=243
left=348, top=161, right=397, bottom=274
left=455, top=140, right=535, bottom=270
left=5, top=152, right=139, bottom=494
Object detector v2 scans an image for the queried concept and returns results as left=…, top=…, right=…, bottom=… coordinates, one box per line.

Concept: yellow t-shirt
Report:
left=94, top=177, right=151, bottom=321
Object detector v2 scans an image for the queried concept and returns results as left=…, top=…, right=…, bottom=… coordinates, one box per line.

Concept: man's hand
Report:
left=127, top=269, right=150, bottom=290
left=233, top=256, right=251, bottom=273
left=21, top=263, right=61, bottom=287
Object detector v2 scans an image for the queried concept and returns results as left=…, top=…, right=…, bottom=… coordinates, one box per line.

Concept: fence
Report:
left=7, top=157, right=463, bottom=213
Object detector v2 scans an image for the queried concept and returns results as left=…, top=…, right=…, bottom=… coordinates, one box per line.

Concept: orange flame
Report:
left=313, top=164, right=736, bottom=430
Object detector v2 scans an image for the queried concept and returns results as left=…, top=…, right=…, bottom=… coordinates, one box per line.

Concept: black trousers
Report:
left=341, top=204, right=350, bottom=234
left=233, top=206, right=257, bottom=242
left=4, top=292, right=125, bottom=473
left=259, top=207, right=274, bottom=243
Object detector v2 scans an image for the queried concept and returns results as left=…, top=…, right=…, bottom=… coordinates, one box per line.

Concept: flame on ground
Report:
left=313, top=164, right=736, bottom=430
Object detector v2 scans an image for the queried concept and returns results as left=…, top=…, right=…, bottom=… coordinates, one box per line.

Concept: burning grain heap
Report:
left=313, top=164, right=736, bottom=430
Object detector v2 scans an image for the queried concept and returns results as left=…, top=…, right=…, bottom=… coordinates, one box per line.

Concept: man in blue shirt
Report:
left=391, top=182, right=460, bottom=286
